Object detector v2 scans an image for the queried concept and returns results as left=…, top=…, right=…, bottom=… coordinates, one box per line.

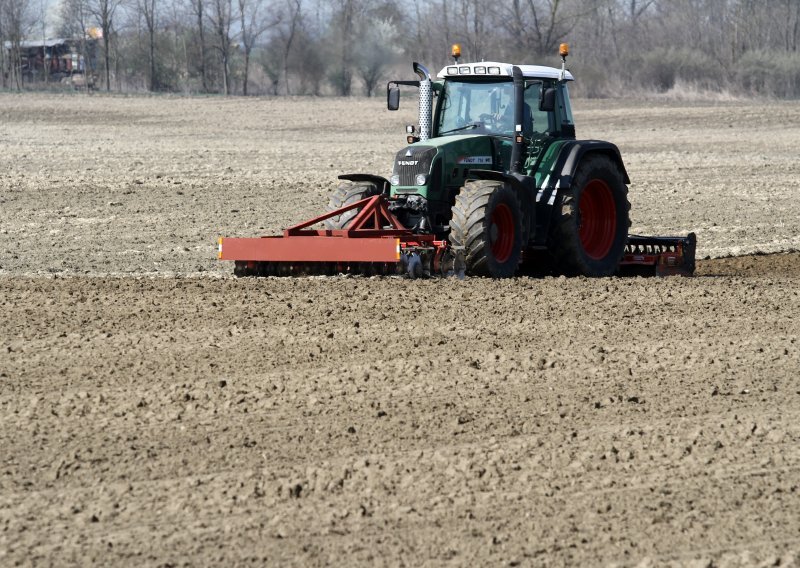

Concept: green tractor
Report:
left=329, top=45, right=630, bottom=277
left=219, top=45, right=694, bottom=278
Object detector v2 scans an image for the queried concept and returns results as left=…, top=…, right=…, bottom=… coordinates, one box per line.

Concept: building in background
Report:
left=3, top=37, right=98, bottom=86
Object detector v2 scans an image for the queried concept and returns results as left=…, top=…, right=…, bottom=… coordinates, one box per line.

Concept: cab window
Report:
left=523, top=81, right=555, bottom=136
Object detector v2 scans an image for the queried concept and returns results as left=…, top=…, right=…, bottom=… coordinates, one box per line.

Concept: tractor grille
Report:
left=393, top=146, right=436, bottom=185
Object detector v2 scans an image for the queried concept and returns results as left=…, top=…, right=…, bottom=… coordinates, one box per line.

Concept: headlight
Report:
left=415, top=174, right=427, bottom=186
left=390, top=174, right=400, bottom=185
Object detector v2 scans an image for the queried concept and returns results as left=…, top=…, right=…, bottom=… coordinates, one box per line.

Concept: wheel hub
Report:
left=490, top=203, right=515, bottom=263
left=578, top=179, right=617, bottom=260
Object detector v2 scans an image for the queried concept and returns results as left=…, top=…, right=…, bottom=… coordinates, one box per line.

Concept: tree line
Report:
left=3, top=0, right=800, bottom=97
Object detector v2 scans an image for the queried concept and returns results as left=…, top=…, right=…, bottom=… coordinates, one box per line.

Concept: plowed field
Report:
left=1, top=94, right=799, bottom=566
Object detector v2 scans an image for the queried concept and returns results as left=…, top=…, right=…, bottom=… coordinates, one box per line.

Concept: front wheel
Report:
left=550, top=155, right=630, bottom=276
left=449, top=180, right=523, bottom=277
left=324, top=181, right=381, bottom=230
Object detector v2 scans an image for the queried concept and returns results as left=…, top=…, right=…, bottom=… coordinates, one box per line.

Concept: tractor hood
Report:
left=390, top=134, right=512, bottom=199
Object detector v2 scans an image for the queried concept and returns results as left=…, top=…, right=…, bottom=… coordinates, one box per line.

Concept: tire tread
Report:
left=550, top=154, right=631, bottom=276
left=450, top=180, right=522, bottom=277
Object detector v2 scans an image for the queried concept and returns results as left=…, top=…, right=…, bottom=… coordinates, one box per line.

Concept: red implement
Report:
left=218, top=195, right=457, bottom=277
left=218, top=194, right=695, bottom=278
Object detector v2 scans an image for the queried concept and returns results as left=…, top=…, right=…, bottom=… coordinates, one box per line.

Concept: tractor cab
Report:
left=434, top=62, right=576, bottom=147
left=384, top=58, right=578, bottom=234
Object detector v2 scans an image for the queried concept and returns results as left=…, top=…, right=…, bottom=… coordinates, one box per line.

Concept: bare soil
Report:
left=1, top=93, right=799, bottom=566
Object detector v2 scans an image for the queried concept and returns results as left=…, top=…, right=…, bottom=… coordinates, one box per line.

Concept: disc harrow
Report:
left=219, top=194, right=693, bottom=279
left=220, top=194, right=466, bottom=279
left=233, top=247, right=466, bottom=279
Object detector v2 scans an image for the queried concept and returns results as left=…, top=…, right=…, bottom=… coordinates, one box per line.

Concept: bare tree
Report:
left=1, top=0, right=33, bottom=90
left=186, top=0, right=209, bottom=91
left=355, top=18, right=399, bottom=96
left=208, top=0, right=234, bottom=94
left=163, top=0, right=189, bottom=90
left=0, top=0, right=7, bottom=89
left=279, top=0, right=302, bottom=95
left=456, top=0, right=490, bottom=61
left=780, top=0, right=800, bottom=52
left=331, top=0, right=356, bottom=96
left=87, top=0, right=122, bottom=91
left=505, top=0, right=587, bottom=57
left=627, top=0, right=656, bottom=30
left=139, top=0, right=158, bottom=90
left=238, top=0, right=279, bottom=95
left=258, top=35, right=282, bottom=94
left=35, top=0, right=49, bottom=83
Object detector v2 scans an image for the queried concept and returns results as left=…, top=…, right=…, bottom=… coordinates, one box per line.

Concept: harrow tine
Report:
left=620, top=233, right=696, bottom=276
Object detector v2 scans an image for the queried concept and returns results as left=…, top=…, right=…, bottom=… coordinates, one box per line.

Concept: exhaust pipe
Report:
left=509, top=66, right=524, bottom=174
left=413, top=62, right=432, bottom=141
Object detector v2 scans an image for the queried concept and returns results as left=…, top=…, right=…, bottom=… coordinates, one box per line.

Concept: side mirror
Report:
left=387, top=85, right=400, bottom=111
left=539, top=88, right=556, bottom=112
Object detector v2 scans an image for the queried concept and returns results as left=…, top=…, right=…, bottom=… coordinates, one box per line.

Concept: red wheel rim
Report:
left=490, top=203, right=515, bottom=262
left=579, top=179, right=617, bottom=260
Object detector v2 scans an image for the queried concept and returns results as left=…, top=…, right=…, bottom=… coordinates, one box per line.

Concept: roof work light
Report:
left=451, top=44, right=461, bottom=63
left=559, top=43, right=569, bottom=81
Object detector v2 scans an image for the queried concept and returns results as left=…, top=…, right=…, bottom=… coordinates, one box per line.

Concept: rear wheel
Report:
left=325, top=181, right=381, bottom=230
left=550, top=155, right=630, bottom=276
left=449, top=180, right=523, bottom=277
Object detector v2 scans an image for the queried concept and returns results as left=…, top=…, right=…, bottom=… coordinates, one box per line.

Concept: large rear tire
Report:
left=550, top=155, right=630, bottom=276
left=449, top=180, right=523, bottom=277
left=324, top=181, right=381, bottom=230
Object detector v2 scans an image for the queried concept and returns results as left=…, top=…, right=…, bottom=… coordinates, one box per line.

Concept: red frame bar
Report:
left=220, top=236, right=400, bottom=263
left=218, top=194, right=442, bottom=264
left=284, top=195, right=409, bottom=237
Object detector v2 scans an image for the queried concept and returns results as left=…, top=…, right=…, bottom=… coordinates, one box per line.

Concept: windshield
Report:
left=437, top=80, right=515, bottom=137
left=437, top=79, right=553, bottom=138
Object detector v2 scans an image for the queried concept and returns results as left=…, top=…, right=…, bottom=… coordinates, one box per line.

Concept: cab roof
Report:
left=437, top=61, right=574, bottom=81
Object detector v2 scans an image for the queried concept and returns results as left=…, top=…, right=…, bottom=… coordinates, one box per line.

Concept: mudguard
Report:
left=338, top=173, right=391, bottom=195
left=556, top=140, right=630, bottom=188
left=467, top=169, right=532, bottom=193
left=530, top=140, right=630, bottom=245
